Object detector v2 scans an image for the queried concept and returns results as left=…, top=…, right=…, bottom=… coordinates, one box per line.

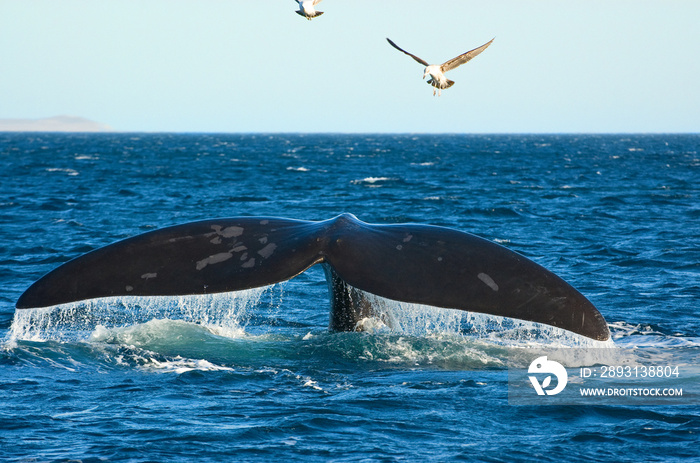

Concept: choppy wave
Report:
left=5, top=298, right=695, bottom=384
left=2, top=133, right=699, bottom=463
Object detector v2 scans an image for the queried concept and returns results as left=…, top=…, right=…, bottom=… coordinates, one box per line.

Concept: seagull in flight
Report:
left=295, top=0, right=324, bottom=20
left=386, top=37, right=494, bottom=96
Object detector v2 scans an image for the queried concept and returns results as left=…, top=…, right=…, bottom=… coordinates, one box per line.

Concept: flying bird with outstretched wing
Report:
left=295, top=0, right=324, bottom=20
left=386, top=37, right=494, bottom=95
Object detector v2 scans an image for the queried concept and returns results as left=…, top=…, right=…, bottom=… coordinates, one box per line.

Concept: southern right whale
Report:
left=15, top=214, right=610, bottom=341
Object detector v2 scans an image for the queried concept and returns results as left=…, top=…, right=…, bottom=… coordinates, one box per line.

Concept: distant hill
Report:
left=0, top=116, right=113, bottom=132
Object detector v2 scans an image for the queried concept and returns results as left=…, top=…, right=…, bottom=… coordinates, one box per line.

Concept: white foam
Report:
left=144, top=356, right=235, bottom=374
left=46, top=167, right=79, bottom=176
left=351, top=177, right=397, bottom=185
left=300, top=377, right=325, bottom=392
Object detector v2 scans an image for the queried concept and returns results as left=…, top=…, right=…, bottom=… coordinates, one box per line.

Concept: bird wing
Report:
left=440, top=38, right=494, bottom=73
left=386, top=38, right=430, bottom=67
left=313, top=0, right=323, bottom=5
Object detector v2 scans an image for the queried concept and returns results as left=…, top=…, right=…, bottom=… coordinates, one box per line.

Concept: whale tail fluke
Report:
left=16, top=214, right=610, bottom=341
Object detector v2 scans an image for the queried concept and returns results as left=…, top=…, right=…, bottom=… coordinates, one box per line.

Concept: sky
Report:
left=1, top=0, right=699, bottom=133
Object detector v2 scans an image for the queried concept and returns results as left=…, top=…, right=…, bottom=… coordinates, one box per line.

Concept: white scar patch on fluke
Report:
left=196, top=252, right=234, bottom=271
left=477, top=272, right=499, bottom=291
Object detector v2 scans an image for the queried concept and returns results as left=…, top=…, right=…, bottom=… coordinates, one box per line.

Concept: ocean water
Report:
left=1, top=133, right=698, bottom=462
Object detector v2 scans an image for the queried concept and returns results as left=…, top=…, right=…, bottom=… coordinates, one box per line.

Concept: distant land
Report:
left=0, top=116, right=113, bottom=132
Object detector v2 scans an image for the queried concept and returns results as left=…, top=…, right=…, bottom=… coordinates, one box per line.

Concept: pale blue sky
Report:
left=1, top=0, right=699, bottom=133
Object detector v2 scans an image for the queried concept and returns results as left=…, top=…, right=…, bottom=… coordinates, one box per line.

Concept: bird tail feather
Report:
left=297, top=11, right=324, bottom=19
left=426, top=79, right=455, bottom=89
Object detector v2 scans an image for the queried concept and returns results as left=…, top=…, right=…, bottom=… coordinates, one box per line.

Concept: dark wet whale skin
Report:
left=16, top=214, right=610, bottom=341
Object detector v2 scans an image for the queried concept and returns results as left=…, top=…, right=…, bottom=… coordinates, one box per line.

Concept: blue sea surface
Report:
left=1, top=133, right=699, bottom=462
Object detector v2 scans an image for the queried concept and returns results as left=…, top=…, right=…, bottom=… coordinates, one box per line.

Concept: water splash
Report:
left=7, top=286, right=273, bottom=344
left=355, top=290, right=614, bottom=349
left=6, top=280, right=616, bottom=355
left=608, top=321, right=700, bottom=348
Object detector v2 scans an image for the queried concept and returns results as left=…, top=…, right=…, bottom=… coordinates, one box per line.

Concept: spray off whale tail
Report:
left=16, top=214, right=610, bottom=341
